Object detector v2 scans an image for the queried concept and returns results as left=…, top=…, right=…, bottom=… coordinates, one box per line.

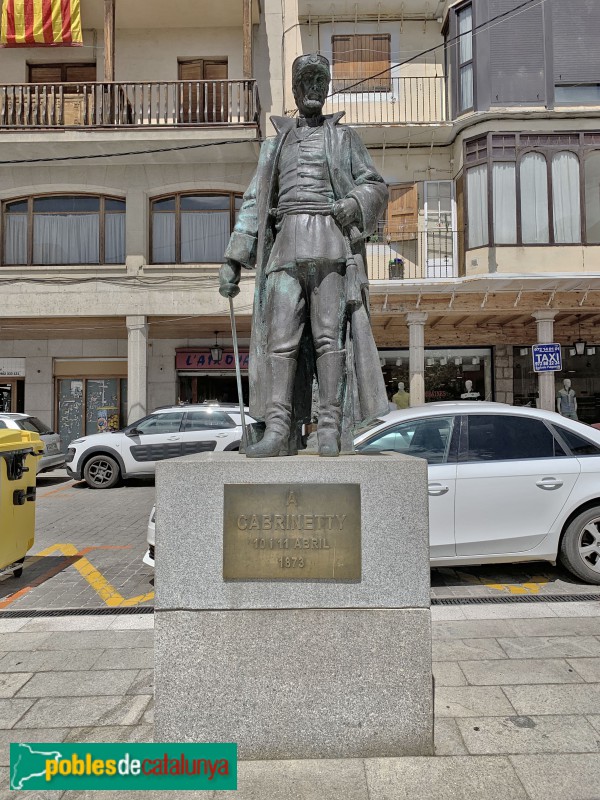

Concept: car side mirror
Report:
left=127, top=427, right=143, bottom=436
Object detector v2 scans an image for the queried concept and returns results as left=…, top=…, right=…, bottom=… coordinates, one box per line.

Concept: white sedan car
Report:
left=0, top=413, right=65, bottom=474
left=354, top=402, right=600, bottom=585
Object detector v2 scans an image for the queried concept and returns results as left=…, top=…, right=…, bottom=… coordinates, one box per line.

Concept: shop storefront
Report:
left=0, top=358, right=26, bottom=412
left=379, top=348, right=493, bottom=406
left=54, top=360, right=128, bottom=450
left=513, top=346, right=600, bottom=424
left=176, top=349, right=249, bottom=406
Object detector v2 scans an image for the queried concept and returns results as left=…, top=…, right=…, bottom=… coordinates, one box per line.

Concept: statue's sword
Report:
left=228, top=296, right=248, bottom=451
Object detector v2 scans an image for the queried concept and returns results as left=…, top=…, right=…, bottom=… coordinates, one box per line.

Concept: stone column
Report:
left=406, top=312, right=428, bottom=406
left=127, top=315, right=148, bottom=424
left=532, top=310, right=557, bottom=412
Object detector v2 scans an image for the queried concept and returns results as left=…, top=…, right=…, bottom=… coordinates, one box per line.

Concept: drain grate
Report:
left=432, top=593, right=600, bottom=605
left=0, top=606, right=155, bottom=618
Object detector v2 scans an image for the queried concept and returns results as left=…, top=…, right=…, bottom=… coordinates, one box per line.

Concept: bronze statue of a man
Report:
left=219, top=53, right=388, bottom=457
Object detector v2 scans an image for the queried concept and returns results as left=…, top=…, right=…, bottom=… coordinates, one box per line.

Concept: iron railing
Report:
left=0, top=80, right=260, bottom=128
left=365, top=227, right=464, bottom=280
left=323, top=76, right=447, bottom=124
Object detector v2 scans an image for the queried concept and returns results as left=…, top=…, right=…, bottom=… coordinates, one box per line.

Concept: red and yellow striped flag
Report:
left=1, top=0, right=82, bottom=47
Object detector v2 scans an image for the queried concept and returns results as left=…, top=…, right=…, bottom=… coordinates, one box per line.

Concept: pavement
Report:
left=0, top=601, right=600, bottom=799
left=1, top=469, right=599, bottom=612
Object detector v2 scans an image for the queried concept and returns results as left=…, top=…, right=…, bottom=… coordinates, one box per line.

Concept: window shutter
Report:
left=28, top=65, right=62, bottom=83
left=488, top=0, right=545, bottom=104
left=552, top=0, right=600, bottom=85
left=384, top=184, right=418, bottom=241
left=332, top=33, right=391, bottom=92
left=64, top=65, right=96, bottom=83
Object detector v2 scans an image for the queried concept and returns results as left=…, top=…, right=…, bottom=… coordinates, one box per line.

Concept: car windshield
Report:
left=353, top=418, right=386, bottom=438
left=17, top=417, right=53, bottom=434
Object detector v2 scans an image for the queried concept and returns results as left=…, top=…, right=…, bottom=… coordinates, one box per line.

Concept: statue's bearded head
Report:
left=292, top=54, right=331, bottom=117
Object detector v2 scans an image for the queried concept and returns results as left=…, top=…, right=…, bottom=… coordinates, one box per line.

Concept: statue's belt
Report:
left=269, top=203, right=333, bottom=219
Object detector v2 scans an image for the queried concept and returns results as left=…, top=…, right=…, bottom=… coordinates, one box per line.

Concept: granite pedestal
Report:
left=154, top=452, right=433, bottom=759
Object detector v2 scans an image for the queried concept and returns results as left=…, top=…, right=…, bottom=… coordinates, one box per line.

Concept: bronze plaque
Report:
left=223, top=483, right=361, bottom=581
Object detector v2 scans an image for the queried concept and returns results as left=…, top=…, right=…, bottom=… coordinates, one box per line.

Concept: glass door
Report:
left=424, top=181, right=456, bottom=278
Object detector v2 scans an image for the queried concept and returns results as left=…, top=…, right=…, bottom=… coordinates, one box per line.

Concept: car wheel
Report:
left=83, top=454, right=121, bottom=489
left=559, top=507, right=600, bottom=585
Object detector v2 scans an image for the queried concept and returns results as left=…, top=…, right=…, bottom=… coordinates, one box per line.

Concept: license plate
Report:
left=46, top=442, right=58, bottom=453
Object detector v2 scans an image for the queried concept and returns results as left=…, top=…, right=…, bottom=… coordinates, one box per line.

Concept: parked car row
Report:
left=0, top=413, right=64, bottom=474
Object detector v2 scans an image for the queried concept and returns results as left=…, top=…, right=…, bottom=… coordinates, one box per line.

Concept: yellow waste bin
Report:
left=0, top=430, right=44, bottom=578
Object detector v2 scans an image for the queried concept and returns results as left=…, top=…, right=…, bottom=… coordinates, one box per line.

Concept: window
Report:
left=151, top=192, right=242, bottom=264
left=466, top=165, right=488, bottom=248
left=357, top=416, right=454, bottom=464
left=2, top=195, right=125, bottom=266
left=457, top=5, right=474, bottom=112
left=462, top=415, right=566, bottom=461
left=133, top=413, right=185, bottom=435
left=520, top=153, right=549, bottom=244
left=554, top=426, right=600, bottom=456
left=28, top=63, right=96, bottom=84
left=178, top=59, right=228, bottom=123
left=331, top=34, right=391, bottom=92
left=182, top=410, right=235, bottom=431
left=556, top=85, right=600, bottom=104
left=464, top=132, right=600, bottom=248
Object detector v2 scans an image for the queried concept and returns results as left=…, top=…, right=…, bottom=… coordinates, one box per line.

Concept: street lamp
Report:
left=573, top=317, right=586, bottom=356
left=210, top=331, right=223, bottom=363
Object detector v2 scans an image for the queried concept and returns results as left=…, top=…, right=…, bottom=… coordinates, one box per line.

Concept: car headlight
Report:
left=70, top=439, right=86, bottom=445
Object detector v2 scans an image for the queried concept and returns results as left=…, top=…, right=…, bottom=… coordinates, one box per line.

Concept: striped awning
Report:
left=1, top=0, right=82, bottom=47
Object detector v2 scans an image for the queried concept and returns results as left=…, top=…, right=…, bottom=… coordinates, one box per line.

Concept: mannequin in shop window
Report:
left=557, top=378, right=578, bottom=420
left=392, top=381, right=410, bottom=410
left=461, top=379, right=480, bottom=400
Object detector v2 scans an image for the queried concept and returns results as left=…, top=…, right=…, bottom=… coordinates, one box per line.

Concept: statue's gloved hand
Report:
left=219, top=260, right=241, bottom=298
left=332, top=197, right=359, bottom=228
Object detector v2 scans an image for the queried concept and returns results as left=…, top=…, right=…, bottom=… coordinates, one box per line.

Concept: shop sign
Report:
left=532, top=343, right=562, bottom=373
left=176, top=351, right=249, bottom=371
left=0, top=358, right=26, bottom=377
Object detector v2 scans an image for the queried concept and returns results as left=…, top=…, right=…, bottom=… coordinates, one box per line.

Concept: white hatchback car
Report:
left=354, top=402, right=600, bottom=584
left=0, top=413, right=65, bottom=474
left=66, top=403, right=253, bottom=489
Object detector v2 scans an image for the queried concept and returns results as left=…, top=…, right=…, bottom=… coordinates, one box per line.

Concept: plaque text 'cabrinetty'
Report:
left=223, top=483, right=361, bottom=581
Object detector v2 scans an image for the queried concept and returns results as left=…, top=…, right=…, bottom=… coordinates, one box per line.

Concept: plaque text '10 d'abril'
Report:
left=223, top=484, right=361, bottom=581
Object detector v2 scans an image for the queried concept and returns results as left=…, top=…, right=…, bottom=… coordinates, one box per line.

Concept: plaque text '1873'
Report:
left=222, top=484, right=361, bottom=581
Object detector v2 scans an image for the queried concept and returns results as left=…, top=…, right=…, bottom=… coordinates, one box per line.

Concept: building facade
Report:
left=1, top=0, right=600, bottom=447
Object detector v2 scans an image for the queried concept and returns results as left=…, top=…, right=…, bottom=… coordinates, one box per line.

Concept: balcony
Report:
left=0, top=80, right=260, bottom=129
left=366, top=226, right=464, bottom=281
left=323, top=76, right=447, bottom=126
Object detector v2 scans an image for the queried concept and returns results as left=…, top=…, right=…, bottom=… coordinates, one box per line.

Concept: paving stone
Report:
left=511, top=617, right=600, bottom=638
left=433, top=638, right=507, bottom=662
left=550, top=602, right=600, bottom=617
left=0, top=698, right=35, bottom=728
left=460, top=659, right=584, bottom=685
left=498, top=636, right=600, bottom=659
left=510, top=754, right=600, bottom=800
left=35, top=630, right=153, bottom=651
left=14, top=694, right=152, bottom=728
left=433, top=662, right=467, bottom=687
left=91, top=648, right=154, bottom=671
left=433, top=719, right=468, bottom=755
left=127, top=669, right=154, bottom=695
left=64, top=724, right=154, bottom=743
left=0, top=674, right=32, bottom=699
left=214, top=758, right=369, bottom=800
left=0, top=649, right=104, bottom=673
left=0, top=632, right=52, bottom=651
left=456, top=715, right=599, bottom=755
left=363, top=755, right=528, bottom=799
left=430, top=607, right=467, bottom=621
left=435, top=686, right=515, bottom=717
left=0, top=620, right=28, bottom=634
left=15, top=670, right=139, bottom=698
left=0, top=727, right=69, bottom=766
left=587, top=715, right=600, bottom=735
left=109, top=614, right=155, bottom=630
left=22, top=616, right=115, bottom=632
left=461, top=605, right=557, bottom=620
left=432, top=619, right=520, bottom=640
left=504, top=684, right=600, bottom=716
left=568, top=657, right=600, bottom=683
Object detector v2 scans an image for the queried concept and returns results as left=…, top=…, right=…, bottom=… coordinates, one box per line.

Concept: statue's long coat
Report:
left=224, top=112, right=389, bottom=430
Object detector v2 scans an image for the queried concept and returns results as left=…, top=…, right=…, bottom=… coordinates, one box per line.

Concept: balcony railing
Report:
left=323, top=76, right=447, bottom=125
left=366, top=227, right=464, bottom=280
left=0, top=80, right=260, bottom=129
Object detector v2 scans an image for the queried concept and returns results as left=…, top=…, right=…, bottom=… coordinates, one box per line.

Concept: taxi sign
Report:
left=532, top=343, right=562, bottom=373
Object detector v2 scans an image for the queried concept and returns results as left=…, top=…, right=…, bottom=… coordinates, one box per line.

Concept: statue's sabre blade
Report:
left=228, top=296, right=248, bottom=451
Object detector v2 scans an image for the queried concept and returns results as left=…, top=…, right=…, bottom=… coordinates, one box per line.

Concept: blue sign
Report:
left=532, top=343, right=562, bottom=373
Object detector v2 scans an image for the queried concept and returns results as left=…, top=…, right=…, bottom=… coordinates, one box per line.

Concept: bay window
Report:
left=520, top=153, right=549, bottom=244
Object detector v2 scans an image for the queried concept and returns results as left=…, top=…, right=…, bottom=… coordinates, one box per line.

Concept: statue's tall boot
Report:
left=316, top=350, right=346, bottom=457
left=246, top=355, right=297, bottom=458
